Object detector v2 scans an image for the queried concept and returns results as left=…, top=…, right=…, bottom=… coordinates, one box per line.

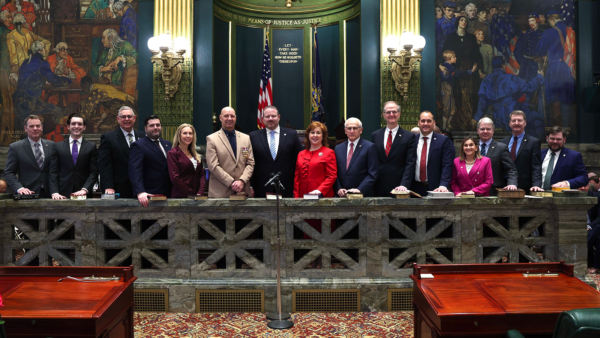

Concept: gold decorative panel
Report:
left=134, top=289, right=169, bottom=312
left=292, top=289, right=360, bottom=312
left=388, top=288, right=413, bottom=311
left=196, top=290, right=265, bottom=313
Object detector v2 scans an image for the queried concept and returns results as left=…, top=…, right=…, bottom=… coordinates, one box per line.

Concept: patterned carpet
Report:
left=134, top=312, right=414, bottom=338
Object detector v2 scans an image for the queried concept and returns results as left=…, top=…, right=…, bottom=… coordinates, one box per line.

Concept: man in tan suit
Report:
left=206, top=107, right=255, bottom=198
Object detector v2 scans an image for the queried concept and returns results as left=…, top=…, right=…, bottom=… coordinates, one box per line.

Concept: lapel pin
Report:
left=563, top=154, right=566, bottom=157
left=359, top=145, right=362, bottom=148
left=319, top=152, right=323, bottom=156
left=434, top=138, right=437, bottom=140
left=284, top=133, right=286, bottom=136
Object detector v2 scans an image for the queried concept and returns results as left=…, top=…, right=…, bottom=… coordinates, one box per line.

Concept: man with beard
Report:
left=12, top=40, right=71, bottom=130
left=129, top=115, right=172, bottom=207
left=540, top=126, right=587, bottom=191
left=435, top=2, right=457, bottom=52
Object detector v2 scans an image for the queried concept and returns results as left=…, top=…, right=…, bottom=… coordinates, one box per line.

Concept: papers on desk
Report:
left=525, top=195, right=543, bottom=199
left=427, top=191, right=455, bottom=199
left=421, top=274, right=434, bottom=279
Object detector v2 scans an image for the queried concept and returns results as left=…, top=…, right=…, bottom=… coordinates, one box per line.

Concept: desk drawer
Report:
left=441, top=316, right=503, bottom=334
left=64, top=25, right=91, bottom=36
left=65, top=37, right=89, bottom=48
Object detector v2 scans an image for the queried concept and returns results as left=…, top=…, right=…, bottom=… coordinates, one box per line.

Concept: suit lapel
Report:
left=145, top=137, right=165, bottom=160
left=260, top=129, right=271, bottom=162
left=374, top=129, right=385, bottom=158
left=116, top=129, right=130, bottom=155
left=41, top=139, right=52, bottom=170
left=486, top=140, right=497, bottom=158
left=427, top=133, right=437, bottom=161
left=22, top=139, right=38, bottom=170
left=516, top=134, right=528, bottom=160
left=458, top=160, right=470, bottom=181
left=275, top=128, right=287, bottom=161
left=469, top=158, right=483, bottom=179
left=217, top=130, right=236, bottom=161
left=63, top=139, right=74, bottom=169
left=552, top=148, right=567, bottom=178
left=161, top=139, right=171, bottom=155
left=236, top=133, right=243, bottom=164
left=347, top=139, right=363, bottom=171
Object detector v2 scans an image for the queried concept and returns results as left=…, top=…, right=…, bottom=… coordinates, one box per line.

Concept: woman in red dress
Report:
left=293, top=122, right=337, bottom=198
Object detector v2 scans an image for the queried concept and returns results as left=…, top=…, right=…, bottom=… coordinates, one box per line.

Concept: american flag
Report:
left=561, top=0, right=575, bottom=27
left=257, top=31, right=273, bottom=129
left=561, top=0, right=576, bottom=78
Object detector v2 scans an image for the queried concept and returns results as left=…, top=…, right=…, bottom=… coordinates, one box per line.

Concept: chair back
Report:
left=554, top=308, right=600, bottom=338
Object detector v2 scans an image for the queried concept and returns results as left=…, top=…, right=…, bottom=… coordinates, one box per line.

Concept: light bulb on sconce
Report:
left=174, top=37, right=189, bottom=55
left=386, top=31, right=426, bottom=101
left=148, top=31, right=187, bottom=101
left=384, top=35, right=400, bottom=55
left=285, top=0, right=293, bottom=8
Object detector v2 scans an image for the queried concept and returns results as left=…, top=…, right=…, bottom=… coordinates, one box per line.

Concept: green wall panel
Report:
left=318, top=24, right=341, bottom=131
left=361, top=0, right=380, bottom=136
left=235, top=25, right=264, bottom=133
left=194, top=0, right=214, bottom=140
left=346, top=15, right=361, bottom=121
left=214, top=17, right=230, bottom=112
left=138, top=1, right=154, bottom=129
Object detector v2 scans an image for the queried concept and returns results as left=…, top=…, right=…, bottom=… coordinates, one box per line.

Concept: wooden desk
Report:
left=411, top=262, right=600, bottom=338
left=0, top=266, right=136, bottom=338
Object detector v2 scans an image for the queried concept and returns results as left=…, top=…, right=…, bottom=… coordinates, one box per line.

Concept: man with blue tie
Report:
left=129, top=115, right=173, bottom=207
left=500, top=111, right=543, bottom=193
left=541, top=126, right=588, bottom=191
left=412, top=111, right=454, bottom=197
left=335, top=118, right=378, bottom=197
left=477, top=117, right=518, bottom=196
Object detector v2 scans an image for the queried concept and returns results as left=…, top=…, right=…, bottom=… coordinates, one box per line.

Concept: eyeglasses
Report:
left=383, top=111, right=399, bottom=115
left=118, top=115, right=135, bottom=120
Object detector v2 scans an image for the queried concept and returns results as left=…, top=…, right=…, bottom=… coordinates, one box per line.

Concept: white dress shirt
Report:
left=347, top=137, right=360, bottom=157
left=149, top=137, right=167, bottom=157
left=383, top=125, right=399, bottom=149
left=69, top=136, right=82, bottom=155
left=28, top=137, right=45, bottom=159
left=266, top=125, right=280, bottom=155
left=415, top=132, right=432, bottom=182
left=121, top=127, right=135, bottom=147
left=479, top=139, right=492, bottom=155
left=542, top=148, right=567, bottom=186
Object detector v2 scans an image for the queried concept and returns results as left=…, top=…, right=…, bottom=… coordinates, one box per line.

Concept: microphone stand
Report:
left=266, top=174, right=293, bottom=329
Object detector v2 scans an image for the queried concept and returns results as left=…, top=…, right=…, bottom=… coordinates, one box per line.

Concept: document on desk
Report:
left=421, top=274, right=434, bottom=279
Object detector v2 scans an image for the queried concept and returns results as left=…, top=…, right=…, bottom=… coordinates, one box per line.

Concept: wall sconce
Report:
left=386, top=31, right=426, bottom=101
left=278, top=0, right=300, bottom=8
left=148, top=31, right=188, bottom=101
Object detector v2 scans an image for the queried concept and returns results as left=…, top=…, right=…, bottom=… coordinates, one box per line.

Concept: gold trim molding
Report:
left=154, top=0, right=193, bottom=57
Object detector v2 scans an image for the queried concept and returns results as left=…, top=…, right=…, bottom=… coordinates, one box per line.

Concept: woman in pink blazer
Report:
left=450, top=136, right=493, bottom=197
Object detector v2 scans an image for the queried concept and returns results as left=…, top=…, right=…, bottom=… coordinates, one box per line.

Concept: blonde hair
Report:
left=443, top=50, right=455, bottom=61
left=172, top=123, right=200, bottom=161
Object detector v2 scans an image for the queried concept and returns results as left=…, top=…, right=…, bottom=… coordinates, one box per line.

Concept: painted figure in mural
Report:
left=46, top=42, right=86, bottom=106
left=113, top=1, right=137, bottom=49
left=465, top=3, right=478, bottom=35
left=489, top=10, right=520, bottom=75
left=538, top=14, right=550, bottom=31
left=535, top=10, right=576, bottom=127
left=90, top=28, right=138, bottom=86
left=440, top=50, right=477, bottom=130
left=435, top=2, right=456, bottom=52
left=475, top=29, right=493, bottom=76
left=7, top=14, right=50, bottom=80
left=84, top=0, right=116, bottom=20
left=487, top=5, right=498, bottom=24
left=0, top=9, right=14, bottom=145
left=12, top=41, right=72, bottom=131
left=1, top=0, right=35, bottom=30
left=79, top=75, right=135, bottom=133
left=473, top=9, right=490, bottom=44
left=514, top=13, right=544, bottom=84
left=435, top=6, right=443, bottom=20
left=440, top=16, right=482, bottom=130
left=473, top=57, right=545, bottom=139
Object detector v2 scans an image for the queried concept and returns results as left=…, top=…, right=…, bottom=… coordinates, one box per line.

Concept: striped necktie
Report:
left=269, top=130, right=276, bottom=160
left=34, top=142, right=44, bottom=169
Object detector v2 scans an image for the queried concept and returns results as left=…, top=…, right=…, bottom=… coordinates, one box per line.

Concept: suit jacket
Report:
left=206, top=129, right=255, bottom=198
left=4, top=138, right=54, bottom=198
left=249, top=127, right=303, bottom=197
left=128, top=137, right=173, bottom=197
left=500, top=133, right=542, bottom=192
left=484, top=139, right=518, bottom=195
left=450, top=157, right=494, bottom=196
left=167, top=147, right=206, bottom=198
left=49, top=138, right=98, bottom=197
left=371, top=127, right=417, bottom=197
left=293, top=147, right=337, bottom=198
left=588, top=191, right=600, bottom=224
left=541, top=147, right=588, bottom=189
left=413, top=132, right=454, bottom=195
left=334, top=139, right=379, bottom=197
left=97, top=128, right=145, bottom=198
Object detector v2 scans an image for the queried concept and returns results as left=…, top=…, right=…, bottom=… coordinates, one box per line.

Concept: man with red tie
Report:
left=500, top=110, right=543, bottom=193
left=371, top=101, right=417, bottom=197
left=412, top=111, right=454, bottom=197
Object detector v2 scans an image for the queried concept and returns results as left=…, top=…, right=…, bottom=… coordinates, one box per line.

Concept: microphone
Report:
left=264, top=172, right=282, bottom=187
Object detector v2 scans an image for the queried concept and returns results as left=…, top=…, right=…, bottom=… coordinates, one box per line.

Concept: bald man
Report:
left=206, top=107, right=255, bottom=198
left=0, top=179, right=7, bottom=193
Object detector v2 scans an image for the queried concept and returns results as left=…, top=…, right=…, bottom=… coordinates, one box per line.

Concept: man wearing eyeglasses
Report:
left=371, top=101, right=417, bottom=197
left=47, top=42, right=86, bottom=106
left=97, top=106, right=145, bottom=198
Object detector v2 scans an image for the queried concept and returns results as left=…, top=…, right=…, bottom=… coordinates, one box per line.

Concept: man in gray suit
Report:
left=4, top=115, right=55, bottom=198
left=477, top=117, right=518, bottom=196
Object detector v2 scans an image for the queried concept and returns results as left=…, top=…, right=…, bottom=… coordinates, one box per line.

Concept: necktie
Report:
left=34, top=142, right=43, bottom=169
left=420, top=137, right=428, bottom=182
left=72, top=140, right=78, bottom=165
left=510, top=136, right=518, bottom=161
left=385, top=130, right=393, bottom=157
left=127, top=133, right=134, bottom=146
left=269, top=130, right=276, bottom=160
left=543, top=152, right=556, bottom=191
left=480, top=142, right=487, bottom=157
left=347, top=142, right=354, bottom=170
left=153, top=140, right=166, bottom=157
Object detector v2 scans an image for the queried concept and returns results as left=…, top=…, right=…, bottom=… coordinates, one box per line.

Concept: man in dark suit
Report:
left=477, top=117, right=518, bottom=196
left=97, top=106, right=145, bottom=198
left=129, top=115, right=172, bottom=207
left=540, top=126, right=588, bottom=191
left=500, top=110, right=543, bottom=193
left=4, top=115, right=55, bottom=198
left=335, top=118, right=379, bottom=197
left=587, top=176, right=600, bottom=224
left=249, top=106, right=303, bottom=197
left=412, top=111, right=454, bottom=197
left=372, top=101, right=417, bottom=197
left=49, top=113, right=98, bottom=199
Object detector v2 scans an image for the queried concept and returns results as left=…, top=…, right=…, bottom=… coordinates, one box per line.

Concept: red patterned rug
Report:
left=134, top=312, right=414, bottom=338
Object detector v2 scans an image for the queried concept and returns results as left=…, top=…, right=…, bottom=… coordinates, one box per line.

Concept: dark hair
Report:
left=144, top=115, right=161, bottom=126
left=590, top=176, right=599, bottom=184
left=459, top=136, right=481, bottom=161
left=24, top=115, right=42, bottom=126
left=304, top=122, right=328, bottom=149
left=454, top=16, right=468, bottom=30
left=67, top=113, right=86, bottom=126
left=80, top=75, right=93, bottom=88
left=547, top=126, right=566, bottom=138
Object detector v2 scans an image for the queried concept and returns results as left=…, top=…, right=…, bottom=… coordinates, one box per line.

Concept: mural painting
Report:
left=434, top=0, right=576, bottom=139
left=0, top=0, right=138, bottom=145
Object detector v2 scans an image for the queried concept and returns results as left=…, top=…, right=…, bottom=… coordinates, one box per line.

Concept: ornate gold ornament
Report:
left=386, top=31, right=425, bottom=102
left=148, top=31, right=188, bottom=101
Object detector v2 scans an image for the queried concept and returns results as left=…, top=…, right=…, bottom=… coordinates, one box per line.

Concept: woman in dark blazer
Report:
left=167, top=124, right=206, bottom=198
left=450, top=136, right=493, bottom=197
